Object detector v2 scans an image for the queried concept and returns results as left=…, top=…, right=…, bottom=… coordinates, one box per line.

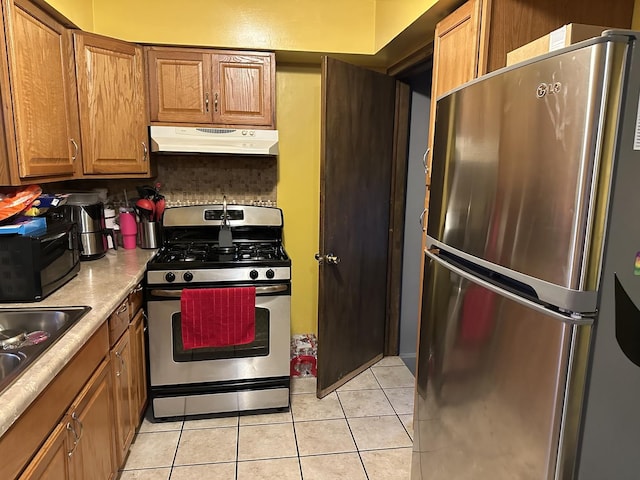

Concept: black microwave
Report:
left=0, top=221, right=81, bottom=302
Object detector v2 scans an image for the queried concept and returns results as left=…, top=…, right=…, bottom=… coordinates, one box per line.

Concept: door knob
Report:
left=315, top=253, right=341, bottom=265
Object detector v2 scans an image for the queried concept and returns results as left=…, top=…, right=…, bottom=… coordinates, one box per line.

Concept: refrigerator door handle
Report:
left=425, top=248, right=594, bottom=326
left=426, top=236, right=598, bottom=313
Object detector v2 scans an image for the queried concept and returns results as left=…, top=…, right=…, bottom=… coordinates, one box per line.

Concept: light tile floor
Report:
left=118, top=356, right=414, bottom=479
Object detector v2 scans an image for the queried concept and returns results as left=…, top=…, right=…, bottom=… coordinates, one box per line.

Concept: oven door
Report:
left=146, top=284, right=291, bottom=387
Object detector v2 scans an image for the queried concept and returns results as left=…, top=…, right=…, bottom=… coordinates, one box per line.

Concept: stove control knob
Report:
left=165, top=272, right=176, bottom=283
left=183, top=272, right=194, bottom=282
left=250, top=269, right=259, bottom=280
left=266, top=269, right=275, bottom=279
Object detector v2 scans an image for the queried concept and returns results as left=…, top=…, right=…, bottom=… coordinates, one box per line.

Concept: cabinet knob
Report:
left=214, top=93, right=218, bottom=112
left=205, top=92, right=210, bottom=113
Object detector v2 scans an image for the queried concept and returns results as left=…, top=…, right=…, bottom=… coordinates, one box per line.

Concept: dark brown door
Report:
left=317, top=57, right=397, bottom=397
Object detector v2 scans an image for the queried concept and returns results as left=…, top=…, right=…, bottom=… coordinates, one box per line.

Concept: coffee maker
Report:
left=63, top=193, right=116, bottom=260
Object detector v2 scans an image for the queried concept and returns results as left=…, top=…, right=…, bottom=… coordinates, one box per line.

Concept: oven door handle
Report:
left=150, top=284, right=289, bottom=297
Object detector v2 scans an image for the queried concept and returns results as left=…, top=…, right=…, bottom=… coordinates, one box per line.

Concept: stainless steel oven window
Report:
left=147, top=289, right=291, bottom=387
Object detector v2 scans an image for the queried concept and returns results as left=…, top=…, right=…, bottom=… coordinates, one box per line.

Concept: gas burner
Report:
left=212, top=245, right=238, bottom=255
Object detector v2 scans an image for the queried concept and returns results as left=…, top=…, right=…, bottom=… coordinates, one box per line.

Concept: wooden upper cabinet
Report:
left=425, top=0, right=483, bottom=194
left=147, top=48, right=212, bottom=124
left=74, top=32, right=150, bottom=176
left=213, top=52, right=274, bottom=126
left=146, top=46, right=275, bottom=128
left=0, top=0, right=80, bottom=183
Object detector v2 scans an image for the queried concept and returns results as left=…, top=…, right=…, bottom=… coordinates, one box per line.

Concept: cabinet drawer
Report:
left=129, top=283, right=143, bottom=315
left=108, top=298, right=130, bottom=346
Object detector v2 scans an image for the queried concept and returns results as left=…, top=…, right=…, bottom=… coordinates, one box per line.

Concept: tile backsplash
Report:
left=47, top=155, right=278, bottom=207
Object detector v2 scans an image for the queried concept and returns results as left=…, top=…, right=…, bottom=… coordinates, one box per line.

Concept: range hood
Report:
left=149, top=126, right=279, bottom=156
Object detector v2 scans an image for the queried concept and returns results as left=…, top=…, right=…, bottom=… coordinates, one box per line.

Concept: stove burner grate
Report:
left=155, top=242, right=286, bottom=265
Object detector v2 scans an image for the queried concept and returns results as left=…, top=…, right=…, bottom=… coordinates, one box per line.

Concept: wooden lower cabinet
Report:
left=20, top=360, right=116, bottom=480
left=18, top=423, right=71, bottom=479
left=111, top=329, right=135, bottom=466
left=12, top=288, right=148, bottom=479
left=130, top=309, right=148, bottom=419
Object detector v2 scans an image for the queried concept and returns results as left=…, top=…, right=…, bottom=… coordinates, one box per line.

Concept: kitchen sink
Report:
left=0, top=306, right=91, bottom=393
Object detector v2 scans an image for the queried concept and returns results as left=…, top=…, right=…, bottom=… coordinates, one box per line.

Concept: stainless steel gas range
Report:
left=145, top=203, right=291, bottom=419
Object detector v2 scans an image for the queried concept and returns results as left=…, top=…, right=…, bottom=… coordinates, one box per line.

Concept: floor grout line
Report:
left=234, top=417, right=240, bottom=480
left=335, top=373, right=371, bottom=480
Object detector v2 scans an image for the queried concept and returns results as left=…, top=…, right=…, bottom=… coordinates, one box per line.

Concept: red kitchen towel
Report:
left=180, top=287, right=256, bottom=349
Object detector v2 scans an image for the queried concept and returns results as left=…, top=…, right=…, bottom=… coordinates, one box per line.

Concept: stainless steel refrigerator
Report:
left=412, top=31, right=640, bottom=480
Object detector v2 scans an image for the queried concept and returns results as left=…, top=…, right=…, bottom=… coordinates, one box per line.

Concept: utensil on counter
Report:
left=136, top=185, right=158, bottom=200
left=155, top=197, right=166, bottom=222
left=135, top=198, right=156, bottom=221
left=219, top=195, right=232, bottom=247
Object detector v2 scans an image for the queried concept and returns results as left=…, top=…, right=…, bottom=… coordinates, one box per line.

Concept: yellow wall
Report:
left=374, top=0, right=439, bottom=50
left=634, top=0, right=640, bottom=29
left=45, top=0, right=93, bottom=30
left=92, top=0, right=374, bottom=53
left=276, top=66, right=322, bottom=334
left=46, top=0, right=445, bottom=55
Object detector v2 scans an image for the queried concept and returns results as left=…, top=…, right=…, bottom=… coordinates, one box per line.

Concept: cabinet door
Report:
left=130, top=308, right=148, bottom=421
left=147, top=48, right=213, bottom=123
left=68, top=360, right=116, bottom=480
left=2, top=0, right=80, bottom=180
left=74, top=32, right=149, bottom=175
left=19, top=422, right=72, bottom=480
left=212, top=52, right=275, bottom=127
left=423, top=0, right=483, bottom=231
left=111, top=330, right=135, bottom=466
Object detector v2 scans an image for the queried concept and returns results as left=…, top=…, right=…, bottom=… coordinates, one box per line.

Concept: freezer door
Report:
left=427, top=38, right=629, bottom=292
left=412, top=253, right=592, bottom=480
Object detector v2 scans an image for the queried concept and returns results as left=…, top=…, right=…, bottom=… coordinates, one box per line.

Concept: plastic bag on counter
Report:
left=0, top=185, right=42, bottom=223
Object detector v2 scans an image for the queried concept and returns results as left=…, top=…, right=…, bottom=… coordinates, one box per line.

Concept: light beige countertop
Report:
left=0, top=247, right=156, bottom=437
